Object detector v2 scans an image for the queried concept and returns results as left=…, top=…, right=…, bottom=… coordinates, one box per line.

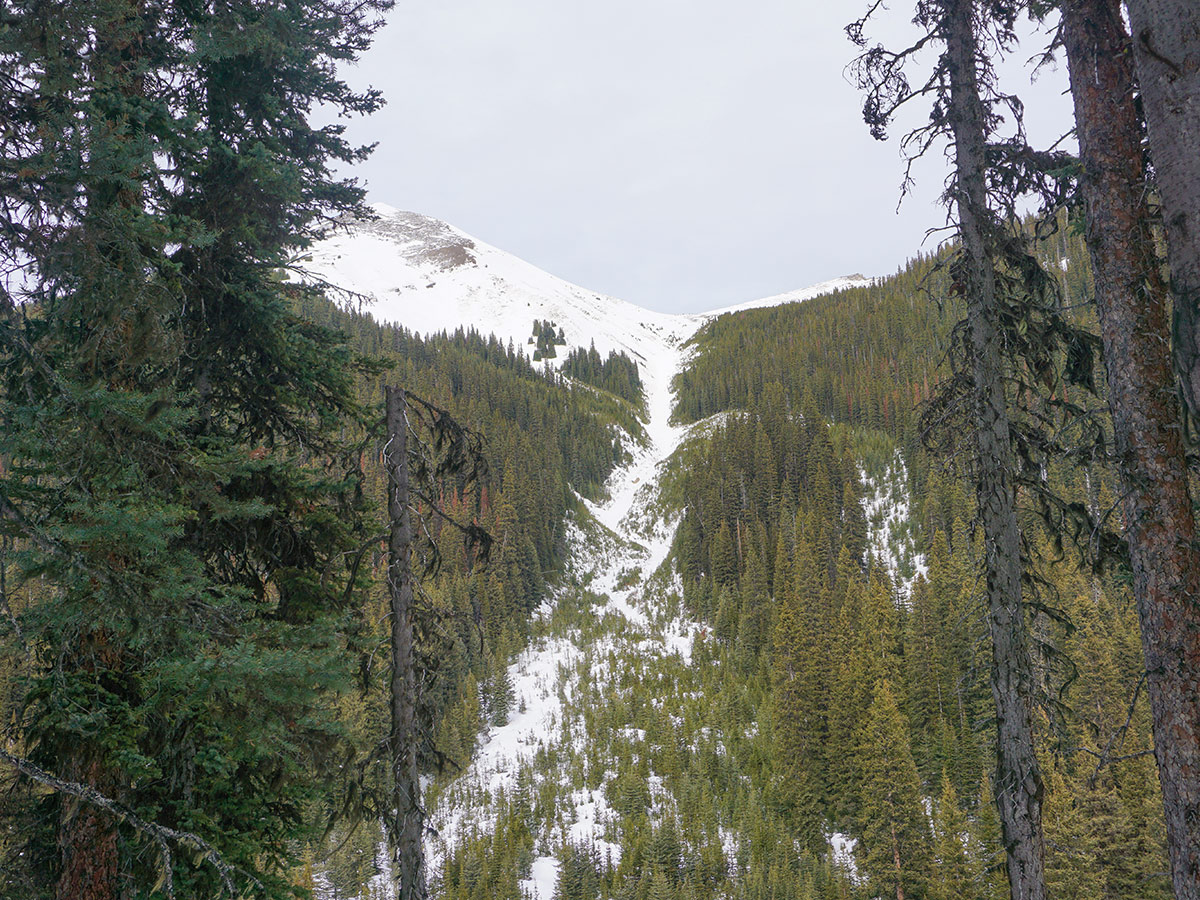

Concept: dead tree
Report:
left=379, top=385, right=491, bottom=900
left=848, top=3, right=1048, bottom=896
left=385, top=385, right=427, bottom=900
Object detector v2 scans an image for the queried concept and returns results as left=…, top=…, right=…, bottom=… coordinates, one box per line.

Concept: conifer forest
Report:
left=1, top=1, right=1200, bottom=900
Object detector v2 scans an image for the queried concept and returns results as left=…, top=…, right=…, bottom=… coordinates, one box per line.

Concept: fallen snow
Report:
left=829, top=833, right=860, bottom=883
left=299, top=206, right=706, bottom=372
left=424, top=271, right=699, bottom=881
left=861, top=452, right=927, bottom=601
left=521, top=856, right=560, bottom=900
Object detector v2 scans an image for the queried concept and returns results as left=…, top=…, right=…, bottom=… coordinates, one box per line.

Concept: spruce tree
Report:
left=0, top=0, right=392, bottom=894
left=856, top=681, right=932, bottom=900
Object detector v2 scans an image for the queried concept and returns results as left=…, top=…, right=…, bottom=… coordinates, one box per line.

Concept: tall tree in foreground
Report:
left=848, top=2, right=1048, bottom=897
left=381, top=383, right=490, bottom=900
left=0, top=0, right=393, bottom=894
left=1121, top=0, right=1200, bottom=429
left=386, top=386, right=427, bottom=900
left=1056, top=3, right=1200, bottom=897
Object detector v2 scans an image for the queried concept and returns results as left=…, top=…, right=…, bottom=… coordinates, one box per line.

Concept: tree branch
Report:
left=0, top=747, right=256, bottom=899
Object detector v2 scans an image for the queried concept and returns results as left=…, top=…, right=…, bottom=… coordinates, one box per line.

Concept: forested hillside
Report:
left=5, top=0, right=1199, bottom=897
left=662, top=229, right=1166, bottom=900
left=0, top=278, right=643, bottom=897
left=336, top=226, right=1168, bottom=900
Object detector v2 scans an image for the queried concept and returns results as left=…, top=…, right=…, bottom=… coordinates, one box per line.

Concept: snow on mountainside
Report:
left=300, top=204, right=697, bottom=371
left=301, top=207, right=880, bottom=900
left=703, top=275, right=873, bottom=317
left=298, top=204, right=870, bottom=369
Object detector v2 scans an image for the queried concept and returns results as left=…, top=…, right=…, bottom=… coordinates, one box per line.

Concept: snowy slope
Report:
left=298, top=205, right=868, bottom=373
left=300, top=205, right=700, bottom=372
left=704, top=274, right=872, bottom=317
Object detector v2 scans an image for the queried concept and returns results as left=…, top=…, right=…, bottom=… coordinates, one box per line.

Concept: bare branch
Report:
left=0, top=746, right=258, bottom=898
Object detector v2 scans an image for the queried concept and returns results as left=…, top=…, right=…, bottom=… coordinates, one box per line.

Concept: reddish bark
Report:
left=1062, top=4, right=1200, bottom=897
left=56, top=758, right=119, bottom=900
left=1123, top=0, right=1200, bottom=428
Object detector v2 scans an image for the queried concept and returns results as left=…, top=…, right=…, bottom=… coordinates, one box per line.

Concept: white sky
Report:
left=334, top=1, right=1075, bottom=314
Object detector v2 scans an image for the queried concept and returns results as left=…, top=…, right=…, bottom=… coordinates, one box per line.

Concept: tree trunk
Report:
left=385, top=386, right=427, bottom=900
left=56, top=759, right=119, bottom=900
left=891, top=816, right=905, bottom=900
left=1123, top=0, right=1200, bottom=426
left=1063, top=5, right=1200, bottom=898
left=943, top=2, right=1047, bottom=897
left=56, top=632, right=121, bottom=900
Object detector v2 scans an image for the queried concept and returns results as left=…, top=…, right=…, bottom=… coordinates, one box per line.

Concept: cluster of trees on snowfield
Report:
left=563, top=344, right=645, bottom=407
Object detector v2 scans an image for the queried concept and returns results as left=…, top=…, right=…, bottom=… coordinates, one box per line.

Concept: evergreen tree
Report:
left=1055, top=4, right=1200, bottom=896
left=856, top=682, right=932, bottom=900
left=0, top=0, right=392, bottom=894
left=930, top=773, right=973, bottom=900
left=489, top=663, right=516, bottom=727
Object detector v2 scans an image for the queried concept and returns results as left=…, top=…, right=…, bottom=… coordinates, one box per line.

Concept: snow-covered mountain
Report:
left=298, top=204, right=870, bottom=370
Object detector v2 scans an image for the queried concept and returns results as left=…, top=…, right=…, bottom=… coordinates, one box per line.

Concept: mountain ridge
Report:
left=298, top=205, right=872, bottom=371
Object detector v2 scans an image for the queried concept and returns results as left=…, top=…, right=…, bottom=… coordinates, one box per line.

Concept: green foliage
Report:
left=563, top=344, right=645, bottom=407
left=856, top=681, right=933, bottom=900
left=0, top=0, right=397, bottom=894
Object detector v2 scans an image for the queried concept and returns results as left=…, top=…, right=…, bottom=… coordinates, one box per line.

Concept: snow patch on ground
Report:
left=861, top=451, right=927, bottom=601
left=521, top=856, right=560, bottom=900
left=426, top=634, right=583, bottom=869
left=829, top=833, right=860, bottom=883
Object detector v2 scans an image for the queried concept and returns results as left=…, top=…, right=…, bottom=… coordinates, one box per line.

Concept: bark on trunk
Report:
left=943, top=2, right=1046, bottom=897
left=1124, top=0, right=1200, bottom=426
left=891, top=816, right=905, bottom=900
left=1065, top=6, right=1200, bottom=897
left=56, top=632, right=121, bottom=900
left=56, top=757, right=119, bottom=900
left=385, top=386, right=426, bottom=900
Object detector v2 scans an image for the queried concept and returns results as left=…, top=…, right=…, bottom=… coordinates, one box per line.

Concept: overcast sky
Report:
left=334, top=1, right=1074, bottom=314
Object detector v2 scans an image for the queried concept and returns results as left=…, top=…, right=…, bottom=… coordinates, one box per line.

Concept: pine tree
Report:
left=972, top=775, right=1008, bottom=900
left=856, top=681, right=932, bottom=900
left=0, top=0, right=392, bottom=894
left=489, top=663, right=515, bottom=727
left=930, top=773, right=973, bottom=900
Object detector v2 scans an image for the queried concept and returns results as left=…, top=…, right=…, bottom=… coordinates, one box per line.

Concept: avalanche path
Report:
left=422, top=316, right=702, bottom=900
